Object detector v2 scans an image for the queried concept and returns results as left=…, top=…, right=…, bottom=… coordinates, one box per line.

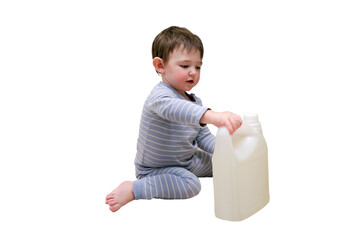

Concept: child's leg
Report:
left=133, top=167, right=201, bottom=200
left=106, top=150, right=213, bottom=212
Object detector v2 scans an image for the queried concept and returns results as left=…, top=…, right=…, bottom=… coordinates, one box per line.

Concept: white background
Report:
left=1, top=0, right=359, bottom=239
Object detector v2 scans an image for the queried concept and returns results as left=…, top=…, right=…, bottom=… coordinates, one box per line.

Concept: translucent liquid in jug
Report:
left=212, top=114, right=269, bottom=221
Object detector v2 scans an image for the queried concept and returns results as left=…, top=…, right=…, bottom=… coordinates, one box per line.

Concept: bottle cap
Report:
left=243, top=113, right=259, bottom=124
left=243, top=113, right=263, bottom=134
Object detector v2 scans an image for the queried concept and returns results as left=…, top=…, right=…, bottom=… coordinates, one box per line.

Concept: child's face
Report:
left=162, top=47, right=202, bottom=97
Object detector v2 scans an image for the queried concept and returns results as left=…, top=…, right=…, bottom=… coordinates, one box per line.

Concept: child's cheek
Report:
left=175, top=72, right=188, bottom=84
left=196, top=73, right=200, bottom=81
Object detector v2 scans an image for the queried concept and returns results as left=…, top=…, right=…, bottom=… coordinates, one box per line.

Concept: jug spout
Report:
left=243, top=113, right=263, bottom=134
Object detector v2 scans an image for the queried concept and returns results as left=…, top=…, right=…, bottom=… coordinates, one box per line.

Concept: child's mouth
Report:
left=186, top=80, right=194, bottom=84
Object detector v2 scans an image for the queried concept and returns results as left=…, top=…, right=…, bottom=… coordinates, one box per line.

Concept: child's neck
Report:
left=162, top=81, right=191, bottom=101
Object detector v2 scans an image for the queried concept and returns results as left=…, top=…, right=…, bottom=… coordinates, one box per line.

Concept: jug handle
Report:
left=216, top=126, right=234, bottom=151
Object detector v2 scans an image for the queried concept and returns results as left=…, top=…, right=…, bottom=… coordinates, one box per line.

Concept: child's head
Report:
left=152, top=26, right=204, bottom=97
left=152, top=26, right=204, bottom=69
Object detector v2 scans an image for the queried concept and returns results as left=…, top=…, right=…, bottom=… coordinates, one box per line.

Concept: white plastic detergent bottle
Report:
left=212, top=113, right=269, bottom=221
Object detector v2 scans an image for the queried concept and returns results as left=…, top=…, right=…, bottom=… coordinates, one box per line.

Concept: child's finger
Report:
left=236, top=115, right=243, bottom=128
left=230, top=114, right=242, bottom=132
left=225, top=121, right=234, bottom=135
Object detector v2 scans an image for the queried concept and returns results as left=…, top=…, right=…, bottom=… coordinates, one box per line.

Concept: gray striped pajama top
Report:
left=134, top=81, right=216, bottom=171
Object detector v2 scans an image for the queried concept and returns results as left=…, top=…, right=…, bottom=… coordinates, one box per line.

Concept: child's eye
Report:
left=180, top=65, right=189, bottom=68
left=196, top=66, right=201, bottom=70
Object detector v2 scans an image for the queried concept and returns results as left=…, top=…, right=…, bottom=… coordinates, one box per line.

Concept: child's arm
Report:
left=196, top=126, right=216, bottom=153
left=148, top=95, right=208, bottom=127
left=200, top=110, right=243, bottom=135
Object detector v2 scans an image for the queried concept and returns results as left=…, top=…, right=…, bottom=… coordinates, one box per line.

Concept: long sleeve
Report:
left=196, top=126, right=216, bottom=153
left=147, top=94, right=208, bottom=127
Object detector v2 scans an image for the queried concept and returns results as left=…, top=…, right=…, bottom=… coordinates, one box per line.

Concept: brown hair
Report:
left=152, top=26, right=204, bottom=67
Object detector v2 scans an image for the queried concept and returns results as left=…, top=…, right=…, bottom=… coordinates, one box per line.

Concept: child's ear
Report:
left=153, top=57, right=165, bottom=74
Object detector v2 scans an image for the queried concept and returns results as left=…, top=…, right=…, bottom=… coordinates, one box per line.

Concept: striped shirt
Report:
left=135, top=82, right=216, bottom=169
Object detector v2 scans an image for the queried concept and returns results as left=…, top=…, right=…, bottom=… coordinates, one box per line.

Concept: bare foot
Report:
left=105, top=181, right=135, bottom=212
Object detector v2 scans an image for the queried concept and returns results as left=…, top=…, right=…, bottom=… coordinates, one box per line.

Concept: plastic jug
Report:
left=212, top=113, right=269, bottom=221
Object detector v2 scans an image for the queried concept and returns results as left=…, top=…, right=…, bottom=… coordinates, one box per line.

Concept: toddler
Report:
left=105, top=26, right=242, bottom=212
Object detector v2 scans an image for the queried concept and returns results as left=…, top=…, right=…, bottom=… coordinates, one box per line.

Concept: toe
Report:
left=105, top=193, right=114, bottom=201
left=110, top=203, right=121, bottom=212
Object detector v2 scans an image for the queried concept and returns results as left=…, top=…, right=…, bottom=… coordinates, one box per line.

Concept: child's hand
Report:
left=200, top=110, right=242, bottom=135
